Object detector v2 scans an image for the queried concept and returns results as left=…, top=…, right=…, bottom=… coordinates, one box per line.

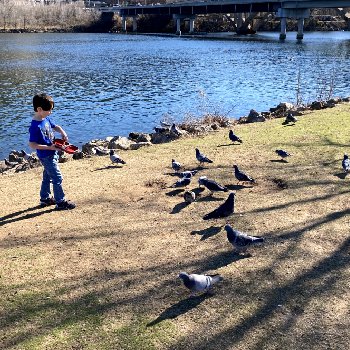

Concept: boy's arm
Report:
left=29, top=141, right=58, bottom=151
left=53, top=125, right=68, bottom=142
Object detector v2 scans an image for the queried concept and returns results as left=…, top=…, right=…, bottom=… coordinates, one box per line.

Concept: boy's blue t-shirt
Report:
left=29, top=117, right=57, bottom=159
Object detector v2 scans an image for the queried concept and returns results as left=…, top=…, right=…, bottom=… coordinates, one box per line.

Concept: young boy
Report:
left=29, top=93, right=76, bottom=210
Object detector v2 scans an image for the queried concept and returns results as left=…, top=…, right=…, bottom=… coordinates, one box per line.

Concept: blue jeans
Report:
left=39, top=153, right=65, bottom=203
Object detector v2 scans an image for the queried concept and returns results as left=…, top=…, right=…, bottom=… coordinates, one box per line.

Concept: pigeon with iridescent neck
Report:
left=225, top=224, right=264, bottom=254
left=110, top=150, right=126, bottom=165
left=178, top=272, right=223, bottom=295
left=198, top=176, right=228, bottom=195
left=195, top=148, right=213, bottom=165
left=228, top=130, right=243, bottom=144
left=275, top=149, right=291, bottom=161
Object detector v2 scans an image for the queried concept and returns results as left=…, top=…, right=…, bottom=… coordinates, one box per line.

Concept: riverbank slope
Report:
left=1, top=104, right=349, bottom=349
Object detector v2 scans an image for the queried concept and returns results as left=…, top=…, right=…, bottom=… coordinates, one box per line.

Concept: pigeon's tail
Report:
left=119, top=159, right=126, bottom=165
left=206, top=159, right=213, bottom=164
left=210, top=274, right=223, bottom=284
left=223, top=187, right=229, bottom=192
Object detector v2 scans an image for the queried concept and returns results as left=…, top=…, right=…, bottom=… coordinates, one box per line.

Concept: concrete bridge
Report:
left=101, top=0, right=350, bottom=40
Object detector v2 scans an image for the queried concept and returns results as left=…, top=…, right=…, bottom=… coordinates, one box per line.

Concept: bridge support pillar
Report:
left=189, top=16, right=195, bottom=34
left=132, top=16, right=137, bottom=32
left=277, top=8, right=310, bottom=41
left=297, top=18, right=304, bottom=40
left=279, top=17, right=287, bottom=40
left=121, top=16, right=127, bottom=32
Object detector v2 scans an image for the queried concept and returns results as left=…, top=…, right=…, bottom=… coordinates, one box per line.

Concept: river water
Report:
left=1, top=31, right=350, bottom=159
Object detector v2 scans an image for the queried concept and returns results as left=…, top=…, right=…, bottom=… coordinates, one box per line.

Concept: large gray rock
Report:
left=247, top=109, right=266, bottom=123
left=108, top=136, right=135, bottom=150
left=136, top=133, right=152, bottom=143
left=82, top=139, right=109, bottom=154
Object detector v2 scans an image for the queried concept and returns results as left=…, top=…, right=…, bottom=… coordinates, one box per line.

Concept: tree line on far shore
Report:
left=0, top=0, right=100, bottom=32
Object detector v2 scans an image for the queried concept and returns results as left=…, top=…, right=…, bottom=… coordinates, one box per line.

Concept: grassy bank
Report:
left=1, top=104, right=349, bottom=349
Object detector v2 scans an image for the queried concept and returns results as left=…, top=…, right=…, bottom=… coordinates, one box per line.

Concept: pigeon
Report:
left=275, top=149, right=291, bottom=161
left=224, top=224, right=264, bottom=254
left=178, top=272, right=223, bottom=295
left=284, top=113, right=298, bottom=124
left=172, top=176, right=191, bottom=188
left=195, top=148, right=213, bottom=165
left=342, top=154, right=350, bottom=173
left=21, top=150, right=37, bottom=163
left=228, top=130, right=243, bottom=144
left=198, top=176, right=228, bottom=195
left=184, top=190, right=196, bottom=203
left=233, top=165, right=255, bottom=184
left=109, top=150, right=126, bottom=165
left=4, top=158, right=17, bottom=168
left=170, top=123, right=181, bottom=136
left=203, top=192, right=235, bottom=220
left=172, top=159, right=181, bottom=172
left=178, top=170, right=198, bottom=178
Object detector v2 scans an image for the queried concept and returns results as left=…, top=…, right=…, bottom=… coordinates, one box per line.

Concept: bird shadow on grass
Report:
left=0, top=206, right=55, bottom=226
left=166, top=189, right=184, bottom=196
left=334, top=172, right=347, bottom=180
left=191, top=225, right=222, bottom=240
left=93, top=165, right=123, bottom=171
left=147, top=294, right=210, bottom=327
left=217, top=143, right=237, bottom=147
left=270, top=159, right=288, bottom=163
left=171, top=202, right=189, bottom=214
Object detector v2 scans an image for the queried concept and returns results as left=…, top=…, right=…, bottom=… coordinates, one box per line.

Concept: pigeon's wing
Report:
left=191, top=274, right=212, bottom=292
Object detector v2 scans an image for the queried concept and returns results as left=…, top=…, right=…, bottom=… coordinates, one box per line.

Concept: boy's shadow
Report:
left=147, top=294, right=210, bottom=327
left=1, top=206, right=55, bottom=226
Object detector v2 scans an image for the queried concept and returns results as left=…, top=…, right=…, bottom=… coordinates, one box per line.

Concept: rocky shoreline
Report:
left=1, top=96, right=349, bottom=175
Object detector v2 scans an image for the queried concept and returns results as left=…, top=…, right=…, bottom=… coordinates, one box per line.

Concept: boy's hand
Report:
left=62, top=133, right=68, bottom=142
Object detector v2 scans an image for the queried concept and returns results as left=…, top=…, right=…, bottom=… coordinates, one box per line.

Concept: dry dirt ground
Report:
left=1, top=104, right=349, bottom=350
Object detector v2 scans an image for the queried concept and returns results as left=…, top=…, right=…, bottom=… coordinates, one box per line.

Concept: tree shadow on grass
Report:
left=147, top=294, right=210, bottom=327
left=191, top=225, right=222, bottom=240
left=0, top=206, right=55, bottom=226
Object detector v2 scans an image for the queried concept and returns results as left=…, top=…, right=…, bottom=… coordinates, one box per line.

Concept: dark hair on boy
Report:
left=33, top=93, right=55, bottom=112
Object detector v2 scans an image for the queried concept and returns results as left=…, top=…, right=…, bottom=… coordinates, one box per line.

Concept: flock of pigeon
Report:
left=172, top=114, right=349, bottom=296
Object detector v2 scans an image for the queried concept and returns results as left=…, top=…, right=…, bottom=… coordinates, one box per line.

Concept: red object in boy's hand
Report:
left=53, top=139, right=79, bottom=154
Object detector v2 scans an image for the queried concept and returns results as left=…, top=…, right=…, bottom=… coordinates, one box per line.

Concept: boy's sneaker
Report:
left=55, top=200, right=76, bottom=211
left=40, top=197, right=56, bottom=207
